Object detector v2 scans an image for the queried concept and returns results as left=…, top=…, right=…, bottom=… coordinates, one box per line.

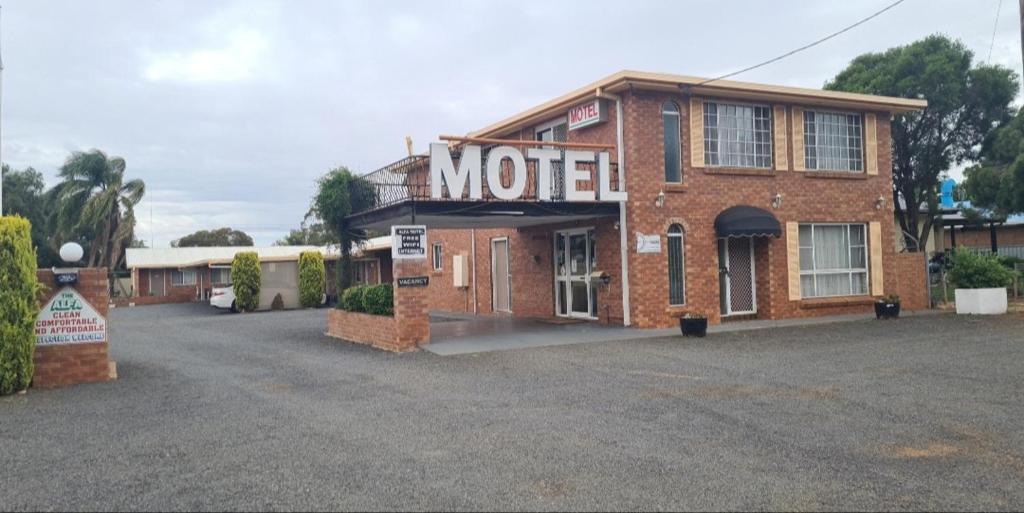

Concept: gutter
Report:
left=596, top=87, right=631, bottom=327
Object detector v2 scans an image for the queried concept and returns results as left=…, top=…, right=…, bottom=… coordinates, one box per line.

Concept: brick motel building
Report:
left=330, top=70, right=931, bottom=351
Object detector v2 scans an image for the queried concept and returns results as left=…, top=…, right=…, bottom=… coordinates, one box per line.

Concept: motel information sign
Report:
left=568, top=99, right=607, bottom=131
left=397, top=276, right=430, bottom=288
left=392, top=225, right=427, bottom=260
left=35, top=287, right=107, bottom=346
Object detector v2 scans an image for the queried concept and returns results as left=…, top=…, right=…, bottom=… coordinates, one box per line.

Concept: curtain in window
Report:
left=804, top=111, right=862, bottom=171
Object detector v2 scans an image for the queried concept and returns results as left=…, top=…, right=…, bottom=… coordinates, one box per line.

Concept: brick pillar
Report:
left=392, top=259, right=431, bottom=349
left=33, top=268, right=115, bottom=388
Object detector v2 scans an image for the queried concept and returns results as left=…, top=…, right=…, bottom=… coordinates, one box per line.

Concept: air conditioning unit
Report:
left=453, top=254, right=469, bottom=288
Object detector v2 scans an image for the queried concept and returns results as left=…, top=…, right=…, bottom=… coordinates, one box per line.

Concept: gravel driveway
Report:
left=2, top=303, right=1023, bottom=511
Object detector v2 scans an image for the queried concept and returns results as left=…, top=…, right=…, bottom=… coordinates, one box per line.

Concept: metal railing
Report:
left=356, top=148, right=621, bottom=214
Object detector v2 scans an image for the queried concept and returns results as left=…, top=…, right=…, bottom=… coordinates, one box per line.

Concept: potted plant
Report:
left=948, top=250, right=1014, bottom=315
left=874, top=294, right=901, bottom=319
left=679, top=313, right=708, bottom=337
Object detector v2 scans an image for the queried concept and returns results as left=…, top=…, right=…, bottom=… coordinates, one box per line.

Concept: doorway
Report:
left=555, top=228, right=597, bottom=319
left=718, top=237, right=756, bottom=316
left=491, top=238, right=511, bottom=313
left=150, top=270, right=166, bottom=297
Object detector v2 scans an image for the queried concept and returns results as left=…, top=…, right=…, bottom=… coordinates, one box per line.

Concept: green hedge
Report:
left=339, top=283, right=393, bottom=315
left=298, top=251, right=325, bottom=308
left=0, top=216, right=40, bottom=395
left=231, top=251, right=261, bottom=312
left=363, top=284, right=394, bottom=316
left=948, top=250, right=1015, bottom=289
left=340, top=285, right=368, bottom=312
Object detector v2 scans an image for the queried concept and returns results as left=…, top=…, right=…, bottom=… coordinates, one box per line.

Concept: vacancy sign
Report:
left=568, top=100, right=607, bottom=131
left=35, top=287, right=107, bottom=346
left=392, top=225, right=427, bottom=259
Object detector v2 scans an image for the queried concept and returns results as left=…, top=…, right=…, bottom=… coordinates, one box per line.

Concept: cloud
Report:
left=141, top=27, right=269, bottom=83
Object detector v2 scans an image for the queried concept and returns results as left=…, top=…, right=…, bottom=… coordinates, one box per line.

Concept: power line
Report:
left=697, top=0, right=909, bottom=86
left=983, top=0, right=999, bottom=61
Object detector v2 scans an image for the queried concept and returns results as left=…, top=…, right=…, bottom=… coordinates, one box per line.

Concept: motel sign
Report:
left=429, top=143, right=627, bottom=203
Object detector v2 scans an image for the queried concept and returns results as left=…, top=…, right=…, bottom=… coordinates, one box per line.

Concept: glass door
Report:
left=554, top=229, right=597, bottom=319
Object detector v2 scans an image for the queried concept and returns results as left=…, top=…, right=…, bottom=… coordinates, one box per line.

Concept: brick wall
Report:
left=326, top=309, right=402, bottom=351
left=945, top=224, right=1024, bottom=249
left=34, top=268, right=115, bottom=388
left=328, top=259, right=430, bottom=351
left=892, top=252, right=929, bottom=311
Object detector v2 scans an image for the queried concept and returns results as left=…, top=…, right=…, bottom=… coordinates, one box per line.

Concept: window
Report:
left=667, top=224, right=686, bottom=305
left=804, top=111, right=863, bottom=172
left=662, top=102, right=681, bottom=182
left=704, top=101, right=773, bottom=168
left=353, top=260, right=375, bottom=284
left=432, top=243, right=443, bottom=271
left=171, top=269, right=197, bottom=287
left=210, top=268, right=231, bottom=285
left=799, top=224, right=868, bottom=298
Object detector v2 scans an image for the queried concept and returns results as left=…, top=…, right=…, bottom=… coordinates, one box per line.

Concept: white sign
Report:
left=34, top=287, right=107, bottom=346
left=568, top=100, right=607, bottom=131
left=392, top=225, right=427, bottom=260
left=636, top=234, right=662, bottom=254
left=429, top=144, right=627, bottom=203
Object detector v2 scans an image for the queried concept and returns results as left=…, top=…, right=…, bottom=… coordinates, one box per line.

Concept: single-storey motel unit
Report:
left=335, top=70, right=932, bottom=349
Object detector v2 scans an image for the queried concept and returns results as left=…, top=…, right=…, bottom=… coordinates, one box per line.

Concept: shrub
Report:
left=231, top=251, right=261, bottom=312
left=948, top=250, right=1014, bottom=289
left=363, top=284, right=394, bottom=316
left=0, top=216, right=41, bottom=395
left=298, top=251, right=325, bottom=308
left=270, top=293, right=284, bottom=311
left=340, top=285, right=368, bottom=312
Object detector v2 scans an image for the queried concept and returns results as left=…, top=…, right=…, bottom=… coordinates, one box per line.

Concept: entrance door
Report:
left=150, top=270, right=166, bottom=297
left=555, top=229, right=597, bottom=318
left=491, top=238, right=511, bottom=313
left=718, top=237, right=756, bottom=316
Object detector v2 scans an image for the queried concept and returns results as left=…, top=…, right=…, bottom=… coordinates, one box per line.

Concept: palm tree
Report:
left=53, top=150, right=145, bottom=269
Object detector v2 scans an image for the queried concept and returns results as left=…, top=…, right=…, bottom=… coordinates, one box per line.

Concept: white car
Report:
left=210, top=285, right=237, bottom=312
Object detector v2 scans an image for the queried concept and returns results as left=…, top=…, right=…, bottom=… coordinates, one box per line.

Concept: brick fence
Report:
left=34, top=268, right=116, bottom=388
left=892, top=252, right=929, bottom=311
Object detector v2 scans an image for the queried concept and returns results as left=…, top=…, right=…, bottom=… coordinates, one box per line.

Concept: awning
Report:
left=714, top=206, right=781, bottom=238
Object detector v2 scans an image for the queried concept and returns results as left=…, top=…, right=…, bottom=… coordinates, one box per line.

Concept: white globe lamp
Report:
left=59, top=242, right=84, bottom=265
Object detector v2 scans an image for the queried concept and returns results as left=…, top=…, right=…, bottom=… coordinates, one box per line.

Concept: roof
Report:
left=354, top=236, right=391, bottom=256
left=470, top=70, right=928, bottom=139
left=126, top=246, right=339, bottom=269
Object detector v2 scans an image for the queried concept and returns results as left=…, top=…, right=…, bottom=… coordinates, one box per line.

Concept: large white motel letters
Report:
left=429, top=143, right=627, bottom=202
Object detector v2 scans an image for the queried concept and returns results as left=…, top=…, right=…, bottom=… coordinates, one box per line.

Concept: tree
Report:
left=311, top=167, right=375, bottom=291
left=276, top=213, right=337, bottom=246
left=230, top=251, right=261, bottom=312
left=826, top=35, right=1018, bottom=251
left=963, top=107, right=1024, bottom=215
left=53, top=150, right=145, bottom=269
left=172, top=227, right=254, bottom=247
left=297, top=251, right=326, bottom=308
left=1, top=164, right=58, bottom=266
left=0, top=216, right=41, bottom=395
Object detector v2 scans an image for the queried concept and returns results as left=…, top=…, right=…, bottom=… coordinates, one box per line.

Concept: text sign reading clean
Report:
left=397, top=276, right=430, bottom=287
left=568, top=99, right=607, bottom=130
left=392, top=225, right=427, bottom=260
left=35, top=287, right=107, bottom=346
left=429, top=144, right=627, bottom=202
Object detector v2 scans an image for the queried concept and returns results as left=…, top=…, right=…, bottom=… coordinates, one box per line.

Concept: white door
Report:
left=718, top=237, right=756, bottom=316
left=554, top=229, right=597, bottom=319
left=491, top=238, right=511, bottom=313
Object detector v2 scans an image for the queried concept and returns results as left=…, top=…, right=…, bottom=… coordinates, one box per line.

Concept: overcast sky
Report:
left=2, top=0, right=1021, bottom=246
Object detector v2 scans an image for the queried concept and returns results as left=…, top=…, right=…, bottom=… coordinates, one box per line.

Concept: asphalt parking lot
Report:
left=2, top=303, right=1023, bottom=511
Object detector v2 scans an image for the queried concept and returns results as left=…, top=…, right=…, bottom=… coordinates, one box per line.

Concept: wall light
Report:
left=771, top=193, right=783, bottom=209
left=654, top=190, right=666, bottom=208
left=875, top=195, right=886, bottom=210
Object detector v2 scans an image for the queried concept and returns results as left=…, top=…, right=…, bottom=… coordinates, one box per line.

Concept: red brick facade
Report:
left=33, top=268, right=115, bottom=388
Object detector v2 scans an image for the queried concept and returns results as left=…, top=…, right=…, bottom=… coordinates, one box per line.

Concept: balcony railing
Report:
left=356, top=146, right=621, bottom=215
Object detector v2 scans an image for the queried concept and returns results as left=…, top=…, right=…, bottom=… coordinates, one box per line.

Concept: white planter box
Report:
left=955, top=288, right=1008, bottom=315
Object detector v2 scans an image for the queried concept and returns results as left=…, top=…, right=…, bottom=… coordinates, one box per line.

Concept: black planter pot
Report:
left=680, top=317, right=708, bottom=337
left=875, top=301, right=901, bottom=319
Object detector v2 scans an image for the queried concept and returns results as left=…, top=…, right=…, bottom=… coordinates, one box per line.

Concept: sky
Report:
left=1, top=0, right=1021, bottom=246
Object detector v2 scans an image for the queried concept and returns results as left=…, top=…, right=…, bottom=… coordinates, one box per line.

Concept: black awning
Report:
left=714, top=206, right=781, bottom=238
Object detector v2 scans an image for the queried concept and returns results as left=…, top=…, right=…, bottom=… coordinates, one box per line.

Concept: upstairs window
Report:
left=704, top=101, right=772, bottom=168
left=662, top=102, right=682, bottom=183
left=804, top=111, right=863, bottom=172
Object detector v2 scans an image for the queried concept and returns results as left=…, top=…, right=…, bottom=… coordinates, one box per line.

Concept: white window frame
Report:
left=798, top=223, right=869, bottom=299
left=804, top=110, right=864, bottom=172
left=432, top=243, right=443, bottom=271
left=171, top=268, right=197, bottom=287
left=703, top=100, right=774, bottom=169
